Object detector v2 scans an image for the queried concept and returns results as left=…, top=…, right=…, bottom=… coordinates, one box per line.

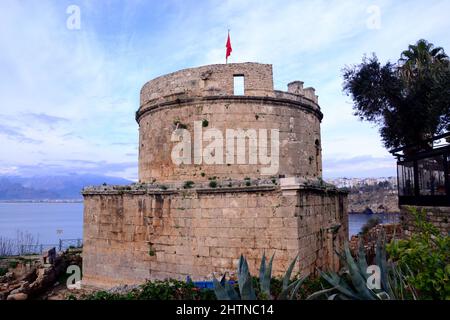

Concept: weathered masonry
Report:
left=82, top=63, right=348, bottom=288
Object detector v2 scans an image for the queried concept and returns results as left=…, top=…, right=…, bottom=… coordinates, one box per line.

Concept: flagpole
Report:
left=226, top=29, right=230, bottom=64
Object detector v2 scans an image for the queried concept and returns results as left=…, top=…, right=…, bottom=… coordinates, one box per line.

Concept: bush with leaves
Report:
left=387, top=207, right=450, bottom=300
left=360, top=216, right=381, bottom=235
left=82, top=279, right=215, bottom=300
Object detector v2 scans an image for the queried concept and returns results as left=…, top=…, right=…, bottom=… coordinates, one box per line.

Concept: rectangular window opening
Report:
left=233, top=75, right=245, bottom=95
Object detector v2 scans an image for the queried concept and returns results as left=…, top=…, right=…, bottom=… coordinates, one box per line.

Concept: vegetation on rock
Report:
left=387, top=208, right=450, bottom=300
left=81, top=280, right=216, bottom=300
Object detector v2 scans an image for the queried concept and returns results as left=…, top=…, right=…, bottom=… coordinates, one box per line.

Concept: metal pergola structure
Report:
left=390, top=133, right=450, bottom=207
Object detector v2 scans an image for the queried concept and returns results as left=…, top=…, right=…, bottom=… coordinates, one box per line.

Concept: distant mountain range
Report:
left=0, top=174, right=132, bottom=201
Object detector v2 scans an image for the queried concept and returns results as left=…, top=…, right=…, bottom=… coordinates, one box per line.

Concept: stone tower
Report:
left=137, top=63, right=323, bottom=182
left=82, top=63, right=348, bottom=288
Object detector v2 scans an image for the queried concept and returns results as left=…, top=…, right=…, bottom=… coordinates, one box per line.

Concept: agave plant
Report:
left=213, top=253, right=306, bottom=300
left=309, top=232, right=418, bottom=300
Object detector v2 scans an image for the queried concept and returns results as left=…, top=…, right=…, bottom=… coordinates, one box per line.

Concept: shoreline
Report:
left=348, top=211, right=400, bottom=215
left=0, top=200, right=83, bottom=204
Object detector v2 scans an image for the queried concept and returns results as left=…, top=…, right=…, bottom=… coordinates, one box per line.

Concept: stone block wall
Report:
left=400, top=205, right=450, bottom=235
left=137, top=99, right=322, bottom=183
left=140, top=63, right=275, bottom=105
left=82, top=183, right=347, bottom=289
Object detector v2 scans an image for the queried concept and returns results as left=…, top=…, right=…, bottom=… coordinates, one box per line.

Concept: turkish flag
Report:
left=226, top=32, right=232, bottom=61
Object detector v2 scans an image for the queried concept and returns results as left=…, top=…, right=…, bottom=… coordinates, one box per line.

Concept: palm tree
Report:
left=398, top=40, right=450, bottom=147
left=399, top=39, right=449, bottom=82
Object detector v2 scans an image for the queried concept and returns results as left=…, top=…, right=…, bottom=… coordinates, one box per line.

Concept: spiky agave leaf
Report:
left=278, top=275, right=307, bottom=300
left=376, top=292, right=391, bottom=300
left=260, top=253, right=274, bottom=298
left=290, top=276, right=308, bottom=300
left=328, top=293, right=339, bottom=300
left=220, top=273, right=227, bottom=286
left=259, top=252, right=266, bottom=287
left=213, top=274, right=240, bottom=300
left=224, top=281, right=240, bottom=300
left=375, top=231, right=394, bottom=298
left=343, top=242, right=376, bottom=300
left=319, top=271, right=360, bottom=300
left=357, top=239, right=369, bottom=279
left=213, top=275, right=232, bottom=300
left=237, top=255, right=257, bottom=300
left=306, top=287, right=336, bottom=300
left=282, top=255, right=298, bottom=291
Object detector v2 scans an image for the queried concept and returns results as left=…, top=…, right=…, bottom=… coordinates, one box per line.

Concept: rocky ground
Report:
left=348, top=190, right=399, bottom=214
left=0, top=248, right=88, bottom=300
left=349, top=223, right=404, bottom=263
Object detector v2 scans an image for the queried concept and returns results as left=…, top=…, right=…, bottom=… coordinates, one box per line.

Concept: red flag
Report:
left=226, top=31, right=232, bottom=62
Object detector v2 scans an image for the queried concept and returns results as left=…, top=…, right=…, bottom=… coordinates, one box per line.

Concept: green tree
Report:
left=399, top=39, right=449, bottom=83
left=343, top=39, right=450, bottom=152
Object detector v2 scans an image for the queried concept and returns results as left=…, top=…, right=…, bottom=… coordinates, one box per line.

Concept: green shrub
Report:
left=83, top=280, right=215, bottom=300
left=387, top=207, right=450, bottom=300
left=296, top=276, right=332, bottom=300
left=0, top=267, right=8, bottom=277
left=84, top=290, right=134, bottom=300
left=360, top=216, right=381, bottom=235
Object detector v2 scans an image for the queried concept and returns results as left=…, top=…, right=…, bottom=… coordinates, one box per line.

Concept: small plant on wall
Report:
left=173, top=118, right=188, bottom=129
left=209, top=180, right=218, bottom=188
left=148, top=243, right=156, bottom=257
left=183, top=181, right=195, bottom=189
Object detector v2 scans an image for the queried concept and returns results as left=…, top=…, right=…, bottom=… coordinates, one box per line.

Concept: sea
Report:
left=0, top=203, right=399, bottom=244
left=0, top=202, right=83, bottom=245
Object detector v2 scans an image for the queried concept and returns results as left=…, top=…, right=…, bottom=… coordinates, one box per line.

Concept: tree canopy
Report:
left=343, top=39, right=450, bottom=151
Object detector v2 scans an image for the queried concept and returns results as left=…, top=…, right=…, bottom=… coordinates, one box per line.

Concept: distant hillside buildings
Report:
left=326, top=177, right=398, bottom=189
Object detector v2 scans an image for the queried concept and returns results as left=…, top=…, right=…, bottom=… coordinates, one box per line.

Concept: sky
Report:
left=1, top=0, right=450, bottom=180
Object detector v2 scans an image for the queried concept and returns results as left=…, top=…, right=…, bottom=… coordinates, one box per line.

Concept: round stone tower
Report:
left=136, top=62, right=323, bottom=183
left=83, top=62, right=349, bottom=288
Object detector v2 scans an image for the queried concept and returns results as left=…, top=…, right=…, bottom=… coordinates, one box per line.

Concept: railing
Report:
left=18, top=239, right=83, bottom=256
